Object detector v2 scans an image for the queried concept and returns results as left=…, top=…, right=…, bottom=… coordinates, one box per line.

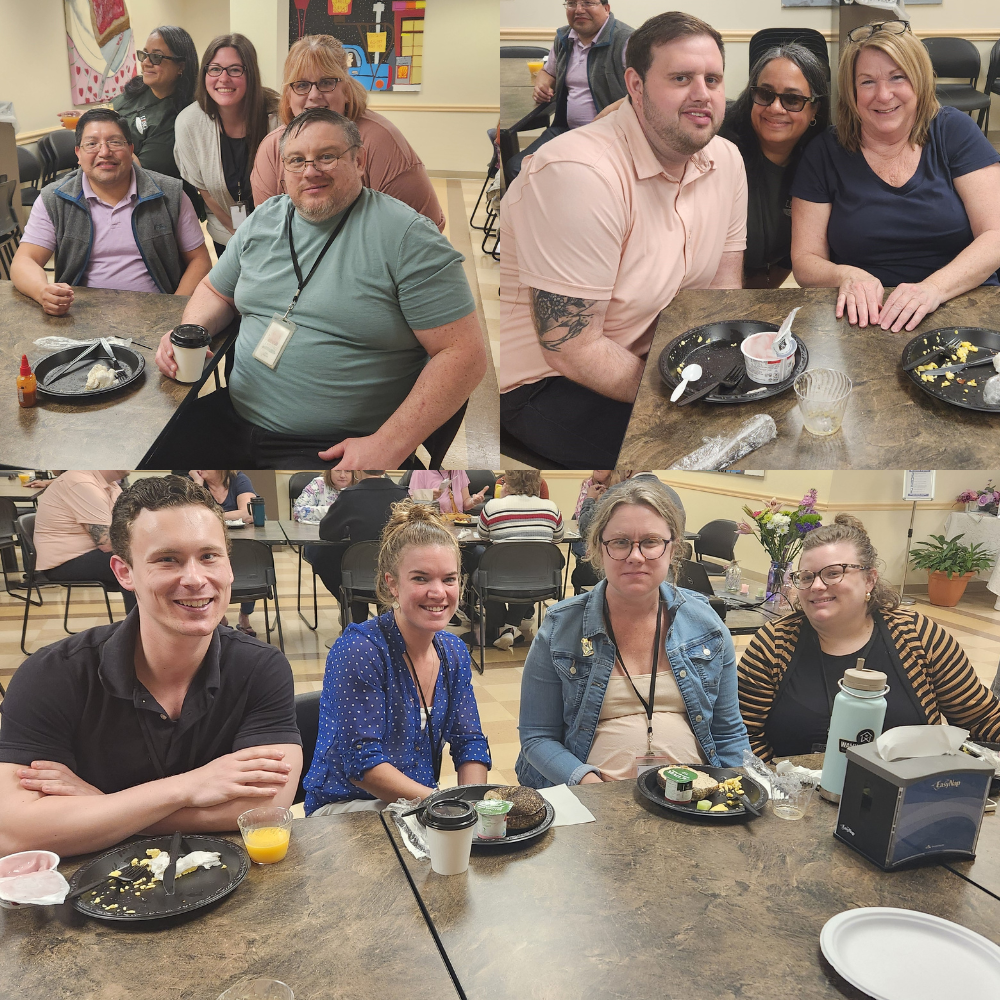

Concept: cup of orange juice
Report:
left=17, top=473, right=30, bottom=486
left=238, top=806, right=292, bottom=864
left=527, top=59, right=544, bottom=81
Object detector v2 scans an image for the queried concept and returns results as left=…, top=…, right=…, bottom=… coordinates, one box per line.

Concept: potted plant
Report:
left=908, top=533, right=996, bottom=607
left=956, top=481, right=1000, bottom=516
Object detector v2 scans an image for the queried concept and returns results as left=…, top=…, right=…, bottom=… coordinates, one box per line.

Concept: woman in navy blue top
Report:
left=304, top=501, right=490, bottom=814
left=791, top=22, right=1000, bottom=332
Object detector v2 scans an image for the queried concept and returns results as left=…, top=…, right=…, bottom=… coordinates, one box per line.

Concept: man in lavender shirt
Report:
left=11, top=108, right=210, bottom=317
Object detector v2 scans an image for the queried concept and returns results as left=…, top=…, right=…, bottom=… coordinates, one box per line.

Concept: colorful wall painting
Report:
left=64, top=0, right=137, bottom=106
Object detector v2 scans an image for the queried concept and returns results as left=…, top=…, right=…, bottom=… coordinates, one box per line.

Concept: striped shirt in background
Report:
left=477, top=495, right=565, bottom=543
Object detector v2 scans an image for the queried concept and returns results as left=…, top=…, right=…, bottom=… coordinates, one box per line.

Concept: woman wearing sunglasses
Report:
left=718, top=43, right=830, bottom=288
left=250, top=35, right=444, bottom=230
left=516, top=480, right=749, bottom=788
left=174, top=34, right=280, bottom=254
left=792, top=21, right=1000, bottom=332
left=739, top=513, right=1000, bottom=761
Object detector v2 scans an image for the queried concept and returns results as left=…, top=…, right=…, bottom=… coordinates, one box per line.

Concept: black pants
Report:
left=45, top=549, right=137, bottom=614
left=305, top=545, right=371, bottom=623
left=506, top=125, right=569, bottom=182
left=501, top=377, right=634, bottom=467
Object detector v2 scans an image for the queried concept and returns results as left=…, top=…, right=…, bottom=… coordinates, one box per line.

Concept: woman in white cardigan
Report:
left=174, top=33, right=278, bottom=253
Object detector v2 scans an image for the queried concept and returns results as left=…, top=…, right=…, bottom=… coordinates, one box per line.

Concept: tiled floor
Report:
left=2, top=546, right=998, bottom=790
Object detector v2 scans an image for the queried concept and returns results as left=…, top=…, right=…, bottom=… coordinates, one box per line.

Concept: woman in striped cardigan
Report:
left=738, top=513, right=1000, bottom=760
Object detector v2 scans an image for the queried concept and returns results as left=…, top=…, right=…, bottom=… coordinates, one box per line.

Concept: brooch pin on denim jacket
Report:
left=581, top=638, right=594, bottom=657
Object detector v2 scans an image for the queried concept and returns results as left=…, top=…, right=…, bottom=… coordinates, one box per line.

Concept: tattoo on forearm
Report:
left=530, top=290, right=597, bottom=352
left=86, top=523, right=110, bottom=547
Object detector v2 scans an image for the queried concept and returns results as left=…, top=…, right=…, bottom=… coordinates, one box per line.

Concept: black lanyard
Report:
left=403, top=649, right=443, bottom=784
left=603, top=596, right=668, bottom=755
left=283, top=194, right=359, bottom=319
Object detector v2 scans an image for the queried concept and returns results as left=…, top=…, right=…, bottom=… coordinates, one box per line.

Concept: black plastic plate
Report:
left=636, top=765, right=768, bottom=822
left=35, top=343, right=145, bottom=400
left=901, top=327, right=1000, bottom=413
left=418, top=784, right=555, bottom=849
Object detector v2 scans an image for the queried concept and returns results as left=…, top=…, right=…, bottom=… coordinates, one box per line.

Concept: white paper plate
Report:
left=820, top=907, right=1000, bottom=1000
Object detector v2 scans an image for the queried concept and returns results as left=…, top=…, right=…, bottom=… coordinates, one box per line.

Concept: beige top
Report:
left=34, top=472, right=121, bottom=572
left=588, top=668, right=703, bottom=782
left=498, top=100, right=748, bottom=394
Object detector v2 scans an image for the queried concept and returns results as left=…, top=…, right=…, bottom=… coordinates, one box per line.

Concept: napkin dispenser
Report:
left=833, top=741, right=993, bottom=871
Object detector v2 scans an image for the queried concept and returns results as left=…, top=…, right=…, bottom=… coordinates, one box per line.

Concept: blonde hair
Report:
left=800, top=512, right=899, bottom=613
left=503, top=470, right=540, bottom=497
left=375, top=500, right=462, bottom=608
left=585, top=480, right=684, bottom=579
left=280, top=35, right=368, bottom=125
left=836, top=28, right=938, bottom=153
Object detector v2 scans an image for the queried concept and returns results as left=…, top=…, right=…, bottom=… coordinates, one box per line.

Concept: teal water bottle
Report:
left=819, top=667, right=889, bottom=803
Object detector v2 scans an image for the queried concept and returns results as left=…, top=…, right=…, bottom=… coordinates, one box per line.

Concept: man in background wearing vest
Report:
left=11, top=109, right=210, bottom=316
left=508, top=1, right=632, bottom=180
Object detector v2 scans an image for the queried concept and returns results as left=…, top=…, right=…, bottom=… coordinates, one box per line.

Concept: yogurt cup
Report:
left=170, top=324, right=211, bottom=383
left=423, top=799, right=477, bottom=875
left=740, top=332, right=797, bottom=385
left=475, top=799, right=514, bottom=839
left=0, top=851, right=61, bottom=909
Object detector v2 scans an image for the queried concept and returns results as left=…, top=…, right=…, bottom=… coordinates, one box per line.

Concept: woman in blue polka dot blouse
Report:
left=304, top=501, right=492, bottom=814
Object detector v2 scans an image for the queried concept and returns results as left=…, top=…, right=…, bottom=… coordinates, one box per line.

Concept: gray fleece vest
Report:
left=39, top=165, right=185, bottom=292
left=553, top=13, right=633, bottom=127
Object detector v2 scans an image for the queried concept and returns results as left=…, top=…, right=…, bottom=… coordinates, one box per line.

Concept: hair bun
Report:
left=833, top=512, right=868, bottom=535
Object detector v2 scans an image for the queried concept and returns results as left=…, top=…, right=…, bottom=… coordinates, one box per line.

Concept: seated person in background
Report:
left=408, top=470, right=488, bottom=514
left=252, top=34, right=444, bottom=230
left=578, top=470, right=686, bottom=538
left=155, top=108, right=486, bottom=469
left=499, top=12, right=746, bottom=467
left=307, top=470, right=408, bottom=623
left=304, top=502, right=491, bottom=814
left=517, top=479, right=749, bottom=787
left=10, top=109, right=210, bottom=316
left=0, top=476, right=302, bottom=857
left=474, top=470, right=565, bottom=650
left=791, top=22, right=1000, bottom=331
left=189, top=471, right=257, bottom=636
left=34, top=471, right=136, bottom=615
left=570, top=469, right=621, bottom=594
left=738, top=514, right=1000, bottom=760
left=292, top=469, right=354, bottom=522
left=508, top=1, right=633, bottom=179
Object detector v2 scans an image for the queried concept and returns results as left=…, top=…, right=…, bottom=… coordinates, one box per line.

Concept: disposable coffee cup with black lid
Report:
left=169, top=325, right=211, bottom=384
left=422, top=799, right=477, bottom=875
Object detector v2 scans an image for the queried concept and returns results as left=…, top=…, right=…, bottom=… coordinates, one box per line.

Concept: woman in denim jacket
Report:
left=517, top=480, right=749, bottom=788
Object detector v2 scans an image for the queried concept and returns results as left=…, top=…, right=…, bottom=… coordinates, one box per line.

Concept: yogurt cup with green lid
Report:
left=475, top=799, right=514, bottom=839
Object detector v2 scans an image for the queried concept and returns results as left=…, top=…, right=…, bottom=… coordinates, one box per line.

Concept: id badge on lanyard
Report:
left=252, top=313, right=296, bottom=370
left=230, top=203, right=248, bottom=229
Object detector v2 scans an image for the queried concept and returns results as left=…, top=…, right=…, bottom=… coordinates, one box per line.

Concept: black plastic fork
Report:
left=676, top=356, right=745, bottom=406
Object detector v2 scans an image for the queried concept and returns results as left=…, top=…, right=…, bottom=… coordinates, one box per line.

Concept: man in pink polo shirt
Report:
left=11, top=108, right=210, bottom=317
left=499, top=11, right=748, bottom=467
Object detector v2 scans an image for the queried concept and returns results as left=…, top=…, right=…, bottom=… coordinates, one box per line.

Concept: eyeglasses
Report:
left=847, top=20, right=911, bottom=43
left=136, top=49, right=183, bottom=66
left=282, top=145, right=359, bottom=173
left=563, top=1, right=605, bottom=9
left=749, top=87, right=820, bottom=113
left=288, top=77, right=342, bottom=95
left=790, top=563, right=870, bottom=590
left=601, top=536, right=672, bottom=561
left=206, top=63, right=245, bottom=78
left=79, top=137, right=129, bottom=153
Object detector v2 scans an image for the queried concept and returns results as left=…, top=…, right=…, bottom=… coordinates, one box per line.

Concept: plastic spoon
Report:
left=670, top=363, right=703, bottom=403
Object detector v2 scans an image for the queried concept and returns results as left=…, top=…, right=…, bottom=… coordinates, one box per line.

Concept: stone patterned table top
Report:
left=948, top=805, right=1000, bottom=899
left=619, top=287, right=1000, bottom=470
left=387, top=778, right=1000, bottom=1000
left=0, top=814, right=458, bottom=1000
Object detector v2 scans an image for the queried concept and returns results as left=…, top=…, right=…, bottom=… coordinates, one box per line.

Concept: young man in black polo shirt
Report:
left=0, top=476, right=302, bottom=858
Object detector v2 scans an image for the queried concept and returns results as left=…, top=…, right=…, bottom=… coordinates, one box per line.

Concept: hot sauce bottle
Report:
left=17, top=355, right=36, bottom=408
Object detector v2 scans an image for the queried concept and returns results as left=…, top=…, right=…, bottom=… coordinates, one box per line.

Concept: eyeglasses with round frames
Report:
left=847, top=20, right=911, bottom=43
left=79, top=137, right=130, bottom=153
left=790, top=563, right=870, bottom=590
left=749, top=87, right=820, bottom=113
left=206, top=63, right=245, bottom=78
left=282, top=145, right=360, bottom=173
left=136, top=50, right=183, bottom=66
left=288, top=77, right=342, bottom=95
left=602, top=536, right=672, bottom=561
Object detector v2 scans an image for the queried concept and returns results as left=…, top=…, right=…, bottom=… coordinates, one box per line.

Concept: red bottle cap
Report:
left=19, top=354, right=32, bottom=377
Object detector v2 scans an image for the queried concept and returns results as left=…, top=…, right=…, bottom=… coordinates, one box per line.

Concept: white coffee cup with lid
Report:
left=422, top=799, right=477, bottom=875
left=170, top=324, right=211, bottom=383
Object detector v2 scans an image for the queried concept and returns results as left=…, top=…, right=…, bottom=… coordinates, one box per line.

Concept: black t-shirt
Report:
left=0, top=611, right=300, bottom=792
left=220, top=129, right=254, bottom=210
left=746, top=155, right=791, bottom=271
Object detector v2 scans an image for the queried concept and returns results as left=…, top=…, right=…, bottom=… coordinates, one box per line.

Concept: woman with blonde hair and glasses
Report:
left=516, top=480, right=748, bottom=788
left=738, top=513, right=1000, bottom=761
left=303, top=501, right=490, bottom=815
left=791, top=20, right=1000, bottom=332
left=251, top=35, right=444, bottom=230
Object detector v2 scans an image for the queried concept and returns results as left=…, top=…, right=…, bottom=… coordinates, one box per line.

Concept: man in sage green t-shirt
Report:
left=154, top=107, right=486, bottom=468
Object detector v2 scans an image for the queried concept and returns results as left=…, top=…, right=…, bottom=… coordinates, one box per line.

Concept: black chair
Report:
left=500, top=46, right=550, bottom=59
left=0, top=178, right=21, bottom=279
left=466, top=471, right=497, bottom=506
left=16, top=512, right=115, bottom=656
left=977, top=38, right=1000, bottom=133
left=230, top=538, right=284, bottom=651
left=468, top=541, right=564, bottom=674
left=498, top=101, right=556, bottom=189
left=0, top=497, right=24, bottom=596
left=748, top=27, right=831, bottom=80
left=675, top=558, right=727, bottom=621
left=17, top=146, right=41, bottom=208
left=693, top=519, right=739, bottom=576
left=294, top=690, right=321, bottom=805
left=288, top=471, right=321, bottom=510
left=37, top=129, right=77, bottom=187
left=287, top=471, right=323, bottom=630
left=338, top=540, right=380, bottom=631
left=922, top=37, right=992, bottom=125
left=470, top=126, right=501, bottom=236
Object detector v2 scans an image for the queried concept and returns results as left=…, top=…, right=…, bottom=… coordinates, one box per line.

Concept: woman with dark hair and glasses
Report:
left=739, top=513, right=1000, bottom=761
left=516, top=480, right=749, bottom=788
left=174, top=33, right=280, bottom=254
left=718, top=43, right=829, bottom=288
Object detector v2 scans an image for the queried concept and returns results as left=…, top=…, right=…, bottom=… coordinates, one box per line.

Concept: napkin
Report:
left=538, top=784, right=595, bottom=827
left=775, top=760, right=822, bottom=783
left=876, top=725, right=968, bottom=762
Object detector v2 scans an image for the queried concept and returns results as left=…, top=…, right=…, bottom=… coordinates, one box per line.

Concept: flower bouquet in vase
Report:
left=739, top=490, right=823, bottom=606
left=957, top=481, right=1000, bottom=517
